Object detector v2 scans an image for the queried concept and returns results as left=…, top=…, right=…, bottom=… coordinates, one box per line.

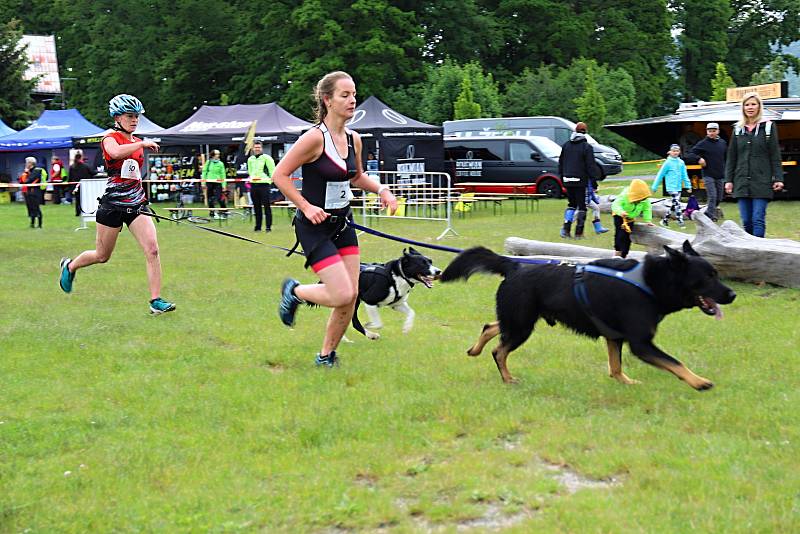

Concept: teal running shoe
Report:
left=59, top=258, right=75, bottom=293
left=279, top=278, right=302, bottom=327
left=149, top=297, right=176, bottom=315
left=315, top=351, right=339, bottom=368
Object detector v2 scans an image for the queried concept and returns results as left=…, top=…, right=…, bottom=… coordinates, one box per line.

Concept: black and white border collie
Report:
left=352, top=247, right=441, bottom=339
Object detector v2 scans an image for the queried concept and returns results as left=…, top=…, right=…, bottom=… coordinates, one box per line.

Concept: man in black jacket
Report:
left=686, top=122, right=727, bottom=221
left=69, top=151, right=96, bottom=217
left=558, top=122, right=599, bottom=238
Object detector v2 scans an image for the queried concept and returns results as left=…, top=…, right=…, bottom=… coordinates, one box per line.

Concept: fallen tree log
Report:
left=630, top=211, right=800, bottom=287
left=504, top=210, right=800, bottom=288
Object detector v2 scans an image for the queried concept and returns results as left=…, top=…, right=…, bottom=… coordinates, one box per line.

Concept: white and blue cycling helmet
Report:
left=108, top=94, right=145, bottom=117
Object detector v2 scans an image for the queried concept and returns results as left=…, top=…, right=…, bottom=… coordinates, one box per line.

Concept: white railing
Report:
left=354, top=171, right=456, bottom=240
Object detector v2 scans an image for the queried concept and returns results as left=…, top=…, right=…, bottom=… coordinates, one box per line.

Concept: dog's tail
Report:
left=441, top=246, right=518, bottom=282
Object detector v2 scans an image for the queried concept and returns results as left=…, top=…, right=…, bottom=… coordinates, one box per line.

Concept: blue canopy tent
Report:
left=0, top=118, right=16, bottom=138
left=0, top=109, right=103, bottom=151
left=0, top=109, right=103, bottom=197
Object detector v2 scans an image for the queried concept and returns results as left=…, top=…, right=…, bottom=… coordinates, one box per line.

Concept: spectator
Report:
left=247, top=141, right=276, bottom=232
left=686, top=122, right=728, bottom=222
left=651, top=144, right=692, bottom=228
left=202, top=149, right=227, bottom=218
left=558, top=121, right=599, bottom=239
left=50, top=155, right=66, bottom=204
left=611, top=179, right=654, bottom=258
left=69, top=151, right=96, bottom=216
left=21, top=156, right=46, bottom=228
left=725, top=92, right=783, bottom=237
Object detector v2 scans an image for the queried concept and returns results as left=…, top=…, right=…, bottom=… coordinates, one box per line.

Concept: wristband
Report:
left=377, top=184, right=389, bottom=195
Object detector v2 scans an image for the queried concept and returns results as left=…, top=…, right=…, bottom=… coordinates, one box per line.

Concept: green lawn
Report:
left=618, top=161, right=662, bottom=178
left=1, top=199, right=799, bottom=533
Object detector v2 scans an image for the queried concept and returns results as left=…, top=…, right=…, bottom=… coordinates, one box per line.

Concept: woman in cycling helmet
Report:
left=274, top=71, right=397, bottom=368
left=58, top=94, right=176, bottom=315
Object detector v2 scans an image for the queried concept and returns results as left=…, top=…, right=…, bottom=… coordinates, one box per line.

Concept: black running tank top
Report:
left=301, top=123, right=357, bottom=210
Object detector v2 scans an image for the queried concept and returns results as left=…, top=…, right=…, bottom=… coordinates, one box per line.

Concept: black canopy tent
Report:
left=153, top=103, right=312, bottom=146
left=346, top=96, right=443, bottom=173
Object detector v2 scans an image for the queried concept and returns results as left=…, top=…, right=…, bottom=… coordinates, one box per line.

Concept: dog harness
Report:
left=359, top=259, right=417, bottom=306
left=573, top=262, right=654, bottom=339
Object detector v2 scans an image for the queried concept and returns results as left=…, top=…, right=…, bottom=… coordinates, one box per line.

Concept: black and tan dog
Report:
left=440, top=242, right=736, bottom=390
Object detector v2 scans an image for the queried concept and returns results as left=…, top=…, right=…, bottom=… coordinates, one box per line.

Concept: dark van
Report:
left=444, top=135, right=566, bottom=197
left=444, top=116, right=623, bottom=179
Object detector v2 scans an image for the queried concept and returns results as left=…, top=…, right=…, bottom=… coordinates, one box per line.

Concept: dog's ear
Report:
left=408, top=246, right=419, bottom=255
left=663, top=245, right=688, bottom=266
left=402, top=248, right=408, bottom=256
left=682, top=240, right=700, bottom=256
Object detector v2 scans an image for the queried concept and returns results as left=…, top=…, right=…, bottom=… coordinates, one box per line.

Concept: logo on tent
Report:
left=406, top=144, right=415, bottom=159
left=27, top=122, right=70, bottom=131
left=347, top=110, right=366, bottom=126
left=382, top=109, right=407, bottom=125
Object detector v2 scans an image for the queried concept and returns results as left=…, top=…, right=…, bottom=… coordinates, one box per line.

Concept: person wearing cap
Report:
left=651, top=144, right=692, bottom=228
left=202, top=149, right=228, bottom=218
left=558, top=121, right=599, bottom=239
left=686, top=122, right=727, bottom=221
left=611, top=179, right=654, bottom=258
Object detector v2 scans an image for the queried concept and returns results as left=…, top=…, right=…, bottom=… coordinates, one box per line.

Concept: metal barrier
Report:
left=354, top=171, right=457, bottom=240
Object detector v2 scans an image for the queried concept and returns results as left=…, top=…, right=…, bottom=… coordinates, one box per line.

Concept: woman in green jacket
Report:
left=724, top=92, right=784, bottom=237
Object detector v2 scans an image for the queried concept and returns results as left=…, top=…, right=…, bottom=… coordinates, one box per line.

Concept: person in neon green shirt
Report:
left=611, top=178, right=655, bottom=258
left=202, top=149, right=227, bottom=216
left=247, top=141, right=276, bottom=231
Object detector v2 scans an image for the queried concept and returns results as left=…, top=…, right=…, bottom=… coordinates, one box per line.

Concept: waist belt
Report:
left=287, top=207, right=352, bottom=267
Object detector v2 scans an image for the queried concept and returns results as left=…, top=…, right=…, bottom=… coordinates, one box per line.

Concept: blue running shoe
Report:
left=59, top=258, right=75, bottom=293
left=315, top=351, right=339, bottom=368
left=279, top=278, right=302, bottom=327
left=149, top=297, right=176, bottom=315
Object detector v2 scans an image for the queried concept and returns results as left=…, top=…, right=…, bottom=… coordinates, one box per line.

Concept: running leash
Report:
left=138, top=208, right=302, bottom=255
left=346, top=220, right=565, bottom=265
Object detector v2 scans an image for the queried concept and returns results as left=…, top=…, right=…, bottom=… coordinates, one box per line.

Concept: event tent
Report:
left=345, top=96, right=443, bottom=172
left=73, top=114, right=165, bottom=147
left=0, top=109, right=103, bottom=151
left=153, top=103, right=312, bottom=146
left=0, top=118, right=16, bottom=137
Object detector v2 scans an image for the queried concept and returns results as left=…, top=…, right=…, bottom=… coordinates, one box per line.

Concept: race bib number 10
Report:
left=120, top=159, right=142, bottom=181
left=324, top=181, right=352, bottom=209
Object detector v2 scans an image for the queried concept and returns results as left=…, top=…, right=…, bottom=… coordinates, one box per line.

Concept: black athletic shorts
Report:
left=96, top=202, right=142, bottom=228
left=294, top=209, right=359, bottom=272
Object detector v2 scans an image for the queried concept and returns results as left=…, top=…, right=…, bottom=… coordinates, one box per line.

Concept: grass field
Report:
left=2, top=198, right=799, bottom=533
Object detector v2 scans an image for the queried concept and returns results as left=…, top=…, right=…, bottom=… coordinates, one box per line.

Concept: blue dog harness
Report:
left=573, top=262, right=654, bottom=339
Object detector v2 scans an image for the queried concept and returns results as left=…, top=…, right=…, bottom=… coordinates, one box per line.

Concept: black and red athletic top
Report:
left=101, top=131, right=146, bottom=206
left=300, top=123, right=357, bottom=211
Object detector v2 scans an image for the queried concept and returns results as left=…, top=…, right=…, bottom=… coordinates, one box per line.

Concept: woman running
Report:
left=274, top=71, right=397, bottom=367
left=59, top=94, right=176, bottom=315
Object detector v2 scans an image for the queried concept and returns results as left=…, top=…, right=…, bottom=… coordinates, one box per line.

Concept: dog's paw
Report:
left=402, top=325, right=413, bottom=334
left=364, top=322, right=383, bottom=330
left=341, top=335, right=355, bottom=344
left=466, top=346, right=482, bottom=357
left=502, top=376, right=519, bottom=385
left=366, top=331, right=381, bottom=340
left=610, top=373, right=640, bottom=385
left=692, top=378, right=714, bottom=391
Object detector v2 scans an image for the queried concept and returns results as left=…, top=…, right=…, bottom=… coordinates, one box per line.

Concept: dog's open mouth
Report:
left=697, top=295, right=723, bottom=319
left=416, top=275, right=436, bottom=288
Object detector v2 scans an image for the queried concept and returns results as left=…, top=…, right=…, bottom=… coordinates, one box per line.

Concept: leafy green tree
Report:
left=575, top=63, right=607, bottom=135
left=749, top=56, right=795, bottom=85
left=586, top=0, right=675, bottom=116
left=453, top=76, right=481, bottom=120
left=726, top=0, right=800, bottom=84
left=710, top=62, right=735, bottom=100
left=677, top=0, right=731, bottom=101
left=418, top=60, right=501, bottom=124
left=277, top=0, right=425, bottom=119
left=0, top=19, right=40, bottom=128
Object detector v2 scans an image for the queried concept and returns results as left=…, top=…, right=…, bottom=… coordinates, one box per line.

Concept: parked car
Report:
left=444, top=135, right=566, bottom=197
left=444, top=116, right=623, bottom=179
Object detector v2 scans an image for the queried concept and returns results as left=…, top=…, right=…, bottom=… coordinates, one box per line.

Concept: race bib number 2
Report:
left=120, top=159, right=141, bottom=181
left=324, top=181, right=352, bottom=209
